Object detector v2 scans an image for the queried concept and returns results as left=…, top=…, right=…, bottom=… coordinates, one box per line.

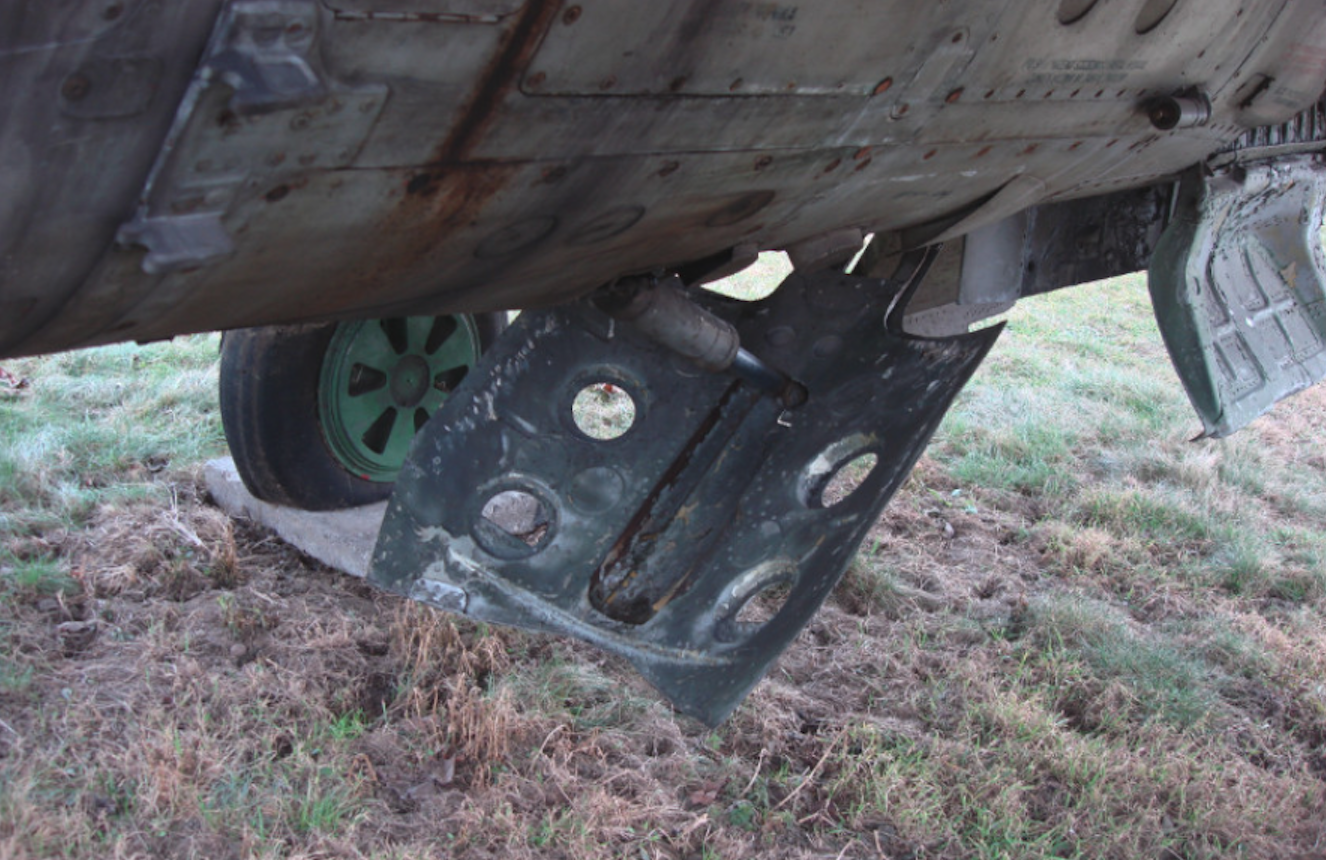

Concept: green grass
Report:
left=1019, top=594, right=1221, bottom=731
left=0, top=336, right=225, bottom=539
left=0, top=658, right=33, bottom=694
left=931, top=275, right=1326, bottom=601
left=2, top=269, right=1326, bottom=858
left=1, top=556, right=79, bottom=598
left=840, top=270, right=1326, bottom=857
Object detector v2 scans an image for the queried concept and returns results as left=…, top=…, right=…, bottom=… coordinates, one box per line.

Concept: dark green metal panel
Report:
left=1149, top=158, right=1326, bottom=437
left=370, top=259, right=1000, bottom=725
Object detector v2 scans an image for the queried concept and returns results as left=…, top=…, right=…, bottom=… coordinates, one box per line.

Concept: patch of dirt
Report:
left=2, top=469, right=1324, bottom=859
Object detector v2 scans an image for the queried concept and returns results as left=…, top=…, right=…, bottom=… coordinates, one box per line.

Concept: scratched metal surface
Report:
left=370, top=257, right=1002, bottom=724
left=2, top=0, right=1325, bottom=357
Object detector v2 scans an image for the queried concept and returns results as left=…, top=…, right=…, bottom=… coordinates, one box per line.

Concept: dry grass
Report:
left=2, top=278, right=1326, bottom=858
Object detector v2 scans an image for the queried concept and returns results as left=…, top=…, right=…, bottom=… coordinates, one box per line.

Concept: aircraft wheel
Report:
left=219, top=313, right=504, bottom=510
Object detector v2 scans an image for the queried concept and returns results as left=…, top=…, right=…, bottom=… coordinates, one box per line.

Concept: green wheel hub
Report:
left=318, top=314, right=482, bottom=482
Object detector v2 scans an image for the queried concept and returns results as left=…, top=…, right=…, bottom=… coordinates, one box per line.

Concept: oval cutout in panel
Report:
left=713, top=560, right=799, bottom=644
left=798, top=432, right=881, bottom=509
left=820, top=452, right=879, bottom=507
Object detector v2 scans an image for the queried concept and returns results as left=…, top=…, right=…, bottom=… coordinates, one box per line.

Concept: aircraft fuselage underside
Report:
left=4, top=0, right=1326, bottom=356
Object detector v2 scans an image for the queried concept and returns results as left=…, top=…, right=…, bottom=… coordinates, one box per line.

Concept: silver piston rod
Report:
left=595, top=275, right=807, bottom=407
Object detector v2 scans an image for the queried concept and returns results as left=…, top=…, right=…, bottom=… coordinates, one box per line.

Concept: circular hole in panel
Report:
left=572, top=382, right=636, bottom=440
left=477, top=489, right=554, bottom=557
left=1134, top=0, right=1179, bottom=33
left=799, top=433, right=880, bottom=509
left=734, top=581, right=793, bottom=626
left=1056, top=0, right=1099, bottom=24
left=714, top=562, right=798, bottom=643
left=821, top=453, right=880, bottom=506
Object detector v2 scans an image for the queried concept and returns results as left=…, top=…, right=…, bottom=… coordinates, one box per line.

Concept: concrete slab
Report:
left=204, top=457, right=384, bottom=578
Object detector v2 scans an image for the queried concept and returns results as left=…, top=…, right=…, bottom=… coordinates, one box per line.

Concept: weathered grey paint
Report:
left=3, top=0, right=1324, bottom=357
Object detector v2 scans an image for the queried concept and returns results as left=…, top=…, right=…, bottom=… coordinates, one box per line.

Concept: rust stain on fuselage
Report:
left=341, top=0, right=565, bottom=316
left=429, top=0, right=563, bottom=166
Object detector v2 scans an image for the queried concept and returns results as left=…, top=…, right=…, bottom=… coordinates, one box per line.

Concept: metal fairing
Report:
left=371, top=259, right=1002, bottom=724
left=1149, top=157, right=1326, bottom=437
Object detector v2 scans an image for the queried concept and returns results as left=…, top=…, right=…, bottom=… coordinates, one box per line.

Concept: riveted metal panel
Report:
left=5, top=0, right=1326, bottom=358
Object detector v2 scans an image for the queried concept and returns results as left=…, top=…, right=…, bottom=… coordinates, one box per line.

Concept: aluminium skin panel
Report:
left=0, top=0, right=1324, bottom=358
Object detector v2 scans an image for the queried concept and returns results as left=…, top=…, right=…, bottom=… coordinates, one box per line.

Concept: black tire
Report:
left=219, top=313, right=505, bottom=511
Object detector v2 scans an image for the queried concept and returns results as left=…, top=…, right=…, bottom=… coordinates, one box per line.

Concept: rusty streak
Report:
left=591, top=381, right=748, bottom=623
left=333, top=1, right=564, bottom=318
left=430, top=0, right=564, bottom=165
